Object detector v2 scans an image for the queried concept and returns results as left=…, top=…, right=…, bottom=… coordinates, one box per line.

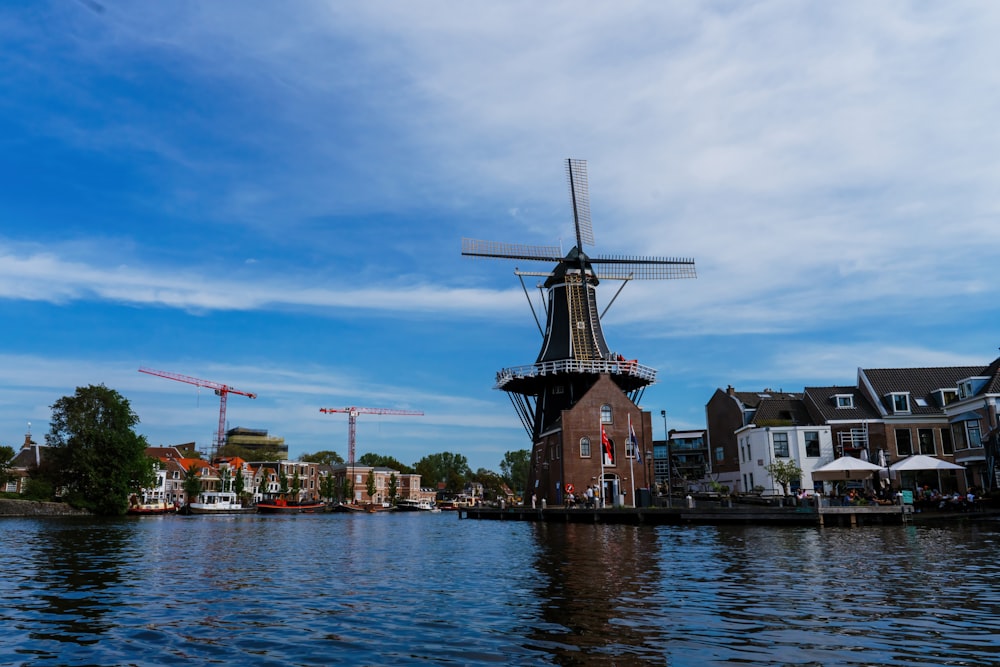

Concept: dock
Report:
left=457, top=502, right=999, bottom=527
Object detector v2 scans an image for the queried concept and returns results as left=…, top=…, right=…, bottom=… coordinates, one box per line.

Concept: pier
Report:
left=457, top=502, right=999, bottom=527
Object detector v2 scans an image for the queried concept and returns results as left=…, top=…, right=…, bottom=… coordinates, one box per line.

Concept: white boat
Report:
left=184, top=491, right=254, bottom=515
left=395, top=498, right=440, bottom=512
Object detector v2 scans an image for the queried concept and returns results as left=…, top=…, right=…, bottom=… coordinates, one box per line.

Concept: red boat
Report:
left=256, top=497, right=326, bottom=514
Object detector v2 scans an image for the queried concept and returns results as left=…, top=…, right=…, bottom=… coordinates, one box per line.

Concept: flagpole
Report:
left=599, top=414, right=605, bottom=509
left=628, top=414, right=636, bottom=507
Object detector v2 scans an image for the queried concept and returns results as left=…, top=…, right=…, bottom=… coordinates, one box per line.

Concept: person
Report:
left=531, top=493, right=537, bottom=509
left=586, top=485, right=594, bottom=509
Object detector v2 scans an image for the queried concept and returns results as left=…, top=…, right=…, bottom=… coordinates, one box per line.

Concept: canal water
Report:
left=1, top=512, right=998, bottom=666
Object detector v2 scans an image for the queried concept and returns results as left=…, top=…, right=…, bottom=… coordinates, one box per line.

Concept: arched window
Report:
left=580, top=437, right=591, bottom=458
left=600, top=404, right=613, bottom=424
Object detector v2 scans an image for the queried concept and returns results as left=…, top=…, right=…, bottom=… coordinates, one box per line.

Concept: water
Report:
left=2, top=513, right=999, bottom=666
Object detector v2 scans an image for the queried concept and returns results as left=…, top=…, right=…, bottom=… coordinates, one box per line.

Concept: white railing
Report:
left=495, top=358, right=657, bottom=388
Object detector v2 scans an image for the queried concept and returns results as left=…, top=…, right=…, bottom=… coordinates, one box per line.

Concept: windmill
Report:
left=462, top=158, right=696, bottom=443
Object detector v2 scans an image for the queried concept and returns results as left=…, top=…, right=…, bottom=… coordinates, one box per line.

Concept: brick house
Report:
left=530, top=374, right=654, bottom=507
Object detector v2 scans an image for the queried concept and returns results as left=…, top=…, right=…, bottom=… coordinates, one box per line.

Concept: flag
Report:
left=601, top=425, right=613, bottom=464
left=630, top=421, right=641, bottom=463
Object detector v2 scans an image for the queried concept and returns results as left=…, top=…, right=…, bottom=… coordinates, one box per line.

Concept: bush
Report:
left=22, top=478, right=54, bottom=502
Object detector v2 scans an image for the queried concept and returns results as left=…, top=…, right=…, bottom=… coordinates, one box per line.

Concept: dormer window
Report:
left=600, top=404, right=613, bottom=424
left=934, top=388, right=958, bottom=406
left=834, top=394, right=854, bottom=409
left=958, top=377, right=988, bottom=400
left=891, top=393, right=911, bottom=414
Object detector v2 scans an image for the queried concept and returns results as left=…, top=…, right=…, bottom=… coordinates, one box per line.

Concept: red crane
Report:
left=319, top=406, right=423, bottom=465
left=139, top=367, right=257, bottom=459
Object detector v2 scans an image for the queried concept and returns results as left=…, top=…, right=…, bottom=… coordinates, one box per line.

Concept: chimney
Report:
left=727, top=385, right=735, bottom=396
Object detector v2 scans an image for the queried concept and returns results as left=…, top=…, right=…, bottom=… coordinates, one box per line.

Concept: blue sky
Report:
left=2, top=2, right=998, bottom=472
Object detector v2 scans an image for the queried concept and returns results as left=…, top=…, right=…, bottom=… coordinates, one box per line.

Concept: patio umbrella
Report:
left=889, top=455, right=965, bottom=492
left=811, top=456, right=885, bottom=481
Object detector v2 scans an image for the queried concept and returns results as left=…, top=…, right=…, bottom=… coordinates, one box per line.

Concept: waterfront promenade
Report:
left=458, top=499, right=1000, bottom=527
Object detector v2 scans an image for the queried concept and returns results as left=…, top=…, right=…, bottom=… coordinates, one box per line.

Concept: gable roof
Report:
left=804, top=386, right=881, bottom=422
left=860, top=366, right=984, bottom=416
left=749, top=394, right=812, bottom=426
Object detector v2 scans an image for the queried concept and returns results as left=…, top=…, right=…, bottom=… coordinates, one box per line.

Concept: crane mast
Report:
left=319, top=406, right=423, bottom=466
left=139, top=367, right=257, bottom=460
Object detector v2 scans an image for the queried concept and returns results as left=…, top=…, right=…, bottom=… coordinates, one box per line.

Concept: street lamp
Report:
left=661, top=410, right=672, bottom=508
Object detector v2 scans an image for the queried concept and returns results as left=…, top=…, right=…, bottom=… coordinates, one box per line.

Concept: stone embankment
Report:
left=0, top=499, right=90, bottom=517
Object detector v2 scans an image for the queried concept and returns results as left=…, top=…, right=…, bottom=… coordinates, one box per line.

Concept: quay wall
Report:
left=0, top=499, right=90, bottom=517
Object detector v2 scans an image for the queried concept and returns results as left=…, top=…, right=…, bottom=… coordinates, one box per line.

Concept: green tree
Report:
left=45, top=384, right=153, bottom=515
left=279, top=467, right=289, bottom=495
left=301, top=450, right=344, bottom=466
left=358, top=452, right=413, bottom=474
left=366, top=469, right=376, bottom=503
left=388, top=472, right=398, bottom=504
left=473, top=468, right=505, bottom=502
left=414, top=452, right=471, bottom=495
left=321, top=472, right=337, bottom=502
left=183, top=463, right=202, bottom=504
left=234, top=466, right=246, bottom=502
left=499, top=449, right=530, bottom=496
left=765, top=459, right=803, bottom=497
left=291, top=469, right=302, bottom=499
left=0, top=444, right=15, bottom=490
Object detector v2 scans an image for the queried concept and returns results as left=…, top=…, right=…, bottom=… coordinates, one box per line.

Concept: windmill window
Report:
left=600, top=404, right=613, bottom=424
left=552, top=385, right=564, bottom=395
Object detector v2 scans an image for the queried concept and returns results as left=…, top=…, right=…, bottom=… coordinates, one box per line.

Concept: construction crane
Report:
left=319, top=406, right=423, bottom=466
left=139, top=367, right=257, bottom=460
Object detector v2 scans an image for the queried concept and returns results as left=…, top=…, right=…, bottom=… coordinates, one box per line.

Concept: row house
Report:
left=707, top=356, right=1000, bottom=496
left=326, top=464, right=427, bottom=505
left=733, top=394, right=836, bottom=496
left=252, top=460, right=320, bottom=502
left=705, top=387, right=798, bottom=493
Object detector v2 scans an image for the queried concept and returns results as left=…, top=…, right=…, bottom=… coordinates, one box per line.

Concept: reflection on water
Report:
left=1, top=514, right=999, bottom=666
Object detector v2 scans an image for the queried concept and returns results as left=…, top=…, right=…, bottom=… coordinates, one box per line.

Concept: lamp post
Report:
left=661, top=410, right=672, bottom=508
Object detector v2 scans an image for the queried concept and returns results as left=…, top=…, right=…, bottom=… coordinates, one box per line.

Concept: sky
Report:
left=2, top=1, right=999, bottom=473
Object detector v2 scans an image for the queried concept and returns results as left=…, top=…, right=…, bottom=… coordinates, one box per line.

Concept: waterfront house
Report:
left=733, top=394, right=837, bottom=497
left=5, top=432, right=46, bottom=494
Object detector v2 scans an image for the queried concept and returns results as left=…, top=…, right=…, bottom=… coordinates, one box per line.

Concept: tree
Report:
left=499, top=449, right=530, bottom=496
left=45, top=384, right=153, bottom=515
left=414, top=452, right=471, bottom=495
left=0, top=444, right=15, bottom=490
left=366, top=469, right=376, bottom=504
left=291, top=469, right=302, bottom=499
left=279, top=467, right=289, bottom=495
left=183, top=463, right=202, bottom=504
left=358, top=452, right=413, bottom=474
left=765, top=459, right=803, bottom=497
left=321, top=472, right=337, bottom=502
left=388, top=472, right=398, bottom=504
left=473, top=468, right=505, bottom=502
left=301, top=450, right=344, bottom=466
left=234, top=467, right=247, bottom=503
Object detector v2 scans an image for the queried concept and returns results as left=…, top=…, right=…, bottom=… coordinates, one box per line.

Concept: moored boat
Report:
left=183, top=490, right=255, bottom=515
left=395, top=498, right=439, bottom=512
left=127, top=496, right=178, bottom=515
left=256, top=497, right=326, bottom=514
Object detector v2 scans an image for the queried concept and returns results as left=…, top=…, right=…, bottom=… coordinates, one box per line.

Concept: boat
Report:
left=329, top=502, right=366, bottom=513
left=183, top=490, right=255, bottom=515
left=127, top=496, right=178, bottom=515
left=256, top=497, right=326, bottom=514
left=395, top=498, right=440, bottom=512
